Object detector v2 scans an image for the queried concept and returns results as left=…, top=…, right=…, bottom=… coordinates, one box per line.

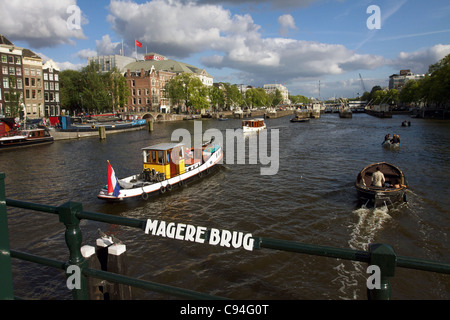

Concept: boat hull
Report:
left=0, top=129, right=54, bottom=150
left=97, top=146, right=223, bottom=201
left=355, top=162, right=407, bottom=208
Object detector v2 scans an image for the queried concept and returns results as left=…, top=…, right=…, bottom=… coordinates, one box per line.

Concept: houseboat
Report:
left=242, top=118, right=266, bottom=133
left=0, top=128, right=54, bottom=150
left=97, top=140, right=223, bottom=201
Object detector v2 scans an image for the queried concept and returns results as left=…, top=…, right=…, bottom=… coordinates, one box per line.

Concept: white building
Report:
left=263, top=84, right=290, bottom=104
left=88, top=55, right=136, bottom=73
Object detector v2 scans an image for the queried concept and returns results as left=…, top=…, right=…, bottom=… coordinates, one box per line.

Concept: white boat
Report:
left=0, top=128, right=54, bottom=150
left=242, top=118, right=266, bottom=133
left=382, top=140, right=400, bottom=149
left=97, top=140, right=223, bottom=201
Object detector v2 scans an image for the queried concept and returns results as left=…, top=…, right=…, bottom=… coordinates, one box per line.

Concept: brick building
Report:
left=0, top=34, right=24, bottom=119
left=123, top=53, right=213, bottom=113
left=124, top=66, right=176, bottom=113
left=22, top=49, right=44, bottom=119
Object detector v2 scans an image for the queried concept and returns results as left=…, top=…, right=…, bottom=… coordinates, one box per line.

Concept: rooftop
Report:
left=125, top=59, right=211, bottom=77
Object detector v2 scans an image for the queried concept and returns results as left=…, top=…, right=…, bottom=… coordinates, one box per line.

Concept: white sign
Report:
left=144, top=219, right=255, bottom=251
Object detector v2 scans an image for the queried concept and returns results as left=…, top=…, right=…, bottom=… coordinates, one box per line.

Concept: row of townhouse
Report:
left=0, top=34, right=60, bottom=121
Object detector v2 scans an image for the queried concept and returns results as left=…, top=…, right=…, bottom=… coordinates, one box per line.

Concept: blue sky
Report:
left=1, top=0, right=449, bottom=99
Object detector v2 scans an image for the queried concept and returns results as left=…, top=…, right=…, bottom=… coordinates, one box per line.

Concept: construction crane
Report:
left=359, top=73, right=367, bottom=93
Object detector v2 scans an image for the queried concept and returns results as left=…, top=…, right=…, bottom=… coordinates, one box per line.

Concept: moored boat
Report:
left=355, top=162, right=407, bottom=208
left=97, top=140, right=223, bottom=201
left=242, top=118, right=266, bottom=133
left=0, top=128, right=54, bottom=150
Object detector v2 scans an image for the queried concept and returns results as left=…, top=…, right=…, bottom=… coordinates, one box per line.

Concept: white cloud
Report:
left=278, top=14, right=297, bottom=37
left=0, top=0, right=87, bottom=48
left=107, top=0, right=385, bottom=87
left=393, top=44, right=450, bottom=74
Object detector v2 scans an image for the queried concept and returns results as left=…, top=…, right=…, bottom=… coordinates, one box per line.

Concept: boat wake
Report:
left=332, top=206, right=392, bottom=299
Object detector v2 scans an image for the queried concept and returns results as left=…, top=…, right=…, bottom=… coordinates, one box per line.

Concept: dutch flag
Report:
left=107, top=160, right=121, bottom=197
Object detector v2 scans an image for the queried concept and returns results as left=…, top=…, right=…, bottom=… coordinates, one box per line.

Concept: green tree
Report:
left=209, top=86, right=224, bottom=111
left=60, top=69, right=83, bottom=113
left=399, top=80, right=420, bottom=104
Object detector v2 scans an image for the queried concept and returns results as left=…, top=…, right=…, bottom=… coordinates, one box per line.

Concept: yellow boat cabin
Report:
left=142, top=143, right=185, bottom=179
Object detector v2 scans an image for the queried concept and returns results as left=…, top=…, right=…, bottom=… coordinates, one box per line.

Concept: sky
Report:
left=1, top=0, right=450, bottom=100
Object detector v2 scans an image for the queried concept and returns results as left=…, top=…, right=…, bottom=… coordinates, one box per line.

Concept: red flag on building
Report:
left=136, top=40, right=143, bottom=48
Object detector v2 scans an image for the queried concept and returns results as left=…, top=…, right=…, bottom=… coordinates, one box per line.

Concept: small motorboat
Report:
left=0, top=128, right=54, bottom=150
left=355, top=162, right=408, bottom=208
left=218, top=117, right=229, bottom=121
left=97, top=140, right=223, bottom=201
left=382, top=140, right=400, bottom=149
left=290, top=116, right=310, bottom=123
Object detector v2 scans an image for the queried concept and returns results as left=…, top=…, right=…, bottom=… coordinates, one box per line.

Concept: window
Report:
left=55, top=93, right=59, bottom=102
left=25, top=78, right=29, bottom=86
left=49, top=74, right=53, bottom=81
left=2, top=66, right=7, bottom=75
left=55, top=83, right=59, bottom=91
left=50, top=82, right=54, bottom=90
left=15, top=57, right=21, bottom=65
left=17, top=79, right=22, bottom=89
left=30, top=68, right=35, bottom=76
left=44, top=82, right=48, bottom=90
left=43, top=73, right=48, bottom=80
left=31, top=78, right=35, bottom=87
left=1, top=55, right=6, bottom=63
left=16, top=67, right=22, bottom=76
left=25, top=90, right=30, bottom=99
left=8, top=56, right=13, bottom=64
left=24, top=68, right=29, bottom=75
left=9, top=67, right=14, bottom=75
left=44, top=92, right=49, bottom=102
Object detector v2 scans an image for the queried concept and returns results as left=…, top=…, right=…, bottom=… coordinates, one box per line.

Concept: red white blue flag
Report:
left=107, top=161, right=120, bottom=197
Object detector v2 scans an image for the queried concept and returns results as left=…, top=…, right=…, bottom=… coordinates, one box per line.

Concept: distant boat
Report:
left=355, top=162, right=407, bottom=208
left=242, top=118, right=266, bottom=133
left=290, top=116, right=310, bottom=123
left=0, top=128, right=54, bottom=150
left=218, top=117, right=229, bottom=121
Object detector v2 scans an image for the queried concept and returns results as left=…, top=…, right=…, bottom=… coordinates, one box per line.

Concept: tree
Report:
left=399, top=80, right=420, bottom=104
left=209, top=86, right=224, bottom=111
left=60, top=69, right=83, bottom=113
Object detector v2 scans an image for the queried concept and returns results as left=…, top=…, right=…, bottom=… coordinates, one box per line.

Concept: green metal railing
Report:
left=1, top=172, right=449, bottom=300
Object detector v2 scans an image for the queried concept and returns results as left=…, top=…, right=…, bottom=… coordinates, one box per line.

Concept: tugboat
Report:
left=97, top=140, right=223, bottom=201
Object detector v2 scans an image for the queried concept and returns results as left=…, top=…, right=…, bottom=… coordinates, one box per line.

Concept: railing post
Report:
left=0, top=173, right=14, bottom=299
left=367, top=243, right=396, bottom=300
left=58, top=201, right=89, bottom=300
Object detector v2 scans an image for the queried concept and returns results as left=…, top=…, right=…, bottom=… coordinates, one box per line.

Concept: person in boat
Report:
left=391, top=134, right=400, bottom=144
left=384, top=134, right=391, bottom=142
left=372, top=167, right=385, bottom=187
left=393, top=178, right=406, bottom=189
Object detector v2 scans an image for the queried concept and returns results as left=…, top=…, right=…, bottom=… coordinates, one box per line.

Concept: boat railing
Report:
left=1, top=172, right=449, bottom=301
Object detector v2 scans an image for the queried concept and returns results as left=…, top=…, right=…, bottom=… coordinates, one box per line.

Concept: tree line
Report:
left=60, top=63, right=129, bottom=115
left=360, top=54, right=450, bottom=107
left=59, top=62, right=312, bottom=115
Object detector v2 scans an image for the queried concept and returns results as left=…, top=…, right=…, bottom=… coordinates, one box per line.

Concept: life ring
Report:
left=166, top=184, right=172, bottom=191
left=160, top=186, right=166, bottom=193
left=141, top=192, right=148, bottom=200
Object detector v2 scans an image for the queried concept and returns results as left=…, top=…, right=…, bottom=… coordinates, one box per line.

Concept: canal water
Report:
left=1, top=113, right=449, bottom=300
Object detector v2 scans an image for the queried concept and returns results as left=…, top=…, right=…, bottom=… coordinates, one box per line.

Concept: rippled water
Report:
left=1, top=113, right=449, bottom=300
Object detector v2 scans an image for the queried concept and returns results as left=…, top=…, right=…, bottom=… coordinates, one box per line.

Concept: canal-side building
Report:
left=263, top=83, right=290, bottom=105
left=22, top=49, right=44, bottom=120
left=124, top=66, right=177, bottom=114
left=123, top=53, right=214, bottom=113
left=0, top=34, right=24, bottom=119
left=389, top=69, right=425, bottom=90
left=88, top=54, right=136, bottom=73
left=42, top=59, right=61, bottom=117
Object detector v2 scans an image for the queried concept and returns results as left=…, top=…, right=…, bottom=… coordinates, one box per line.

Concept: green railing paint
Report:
left=1, top=173, right=449, bottom=300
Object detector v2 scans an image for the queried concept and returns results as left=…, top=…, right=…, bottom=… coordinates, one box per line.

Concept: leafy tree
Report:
left=60, top=69, right=83, bottom=113
left=209, top=86, right=224, bottom=111
left=399, top=80, right=420, bottom=104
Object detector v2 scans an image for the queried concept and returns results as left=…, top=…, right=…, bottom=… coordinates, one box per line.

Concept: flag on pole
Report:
left=107, top=161, right=121, bottom=197
left=136, top=40, right=143, bottom=48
